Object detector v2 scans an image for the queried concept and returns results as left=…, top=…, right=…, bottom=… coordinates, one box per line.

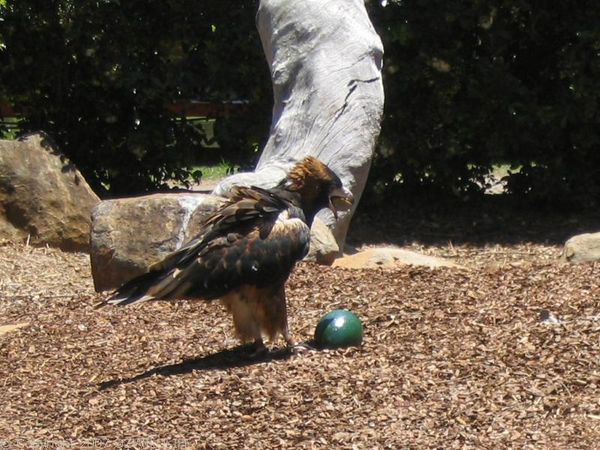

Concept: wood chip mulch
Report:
left=1, top=242, right=600, bottom=449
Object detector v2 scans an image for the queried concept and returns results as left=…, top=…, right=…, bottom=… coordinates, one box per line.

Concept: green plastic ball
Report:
left=314, top=309, right=363, bottom=349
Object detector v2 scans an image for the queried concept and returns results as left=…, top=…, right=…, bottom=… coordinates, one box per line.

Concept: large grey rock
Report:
left=214, top=0, right=384, bottom=250
left=562, top=232, right=600, bottom=263
left=90, top=193, right=223, bottom=292
left=0, top=133, right=100, bottom=251
left=92, top=193, right=346, bottom=292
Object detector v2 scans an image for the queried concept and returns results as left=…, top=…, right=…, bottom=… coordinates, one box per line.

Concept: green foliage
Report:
left=194, top=160, right=237, bottom=182
left=2, top=0, right=599, bottom=207
left=0, top=0, right=270, bottom=196
left=367, top=0, right=600, bottom=208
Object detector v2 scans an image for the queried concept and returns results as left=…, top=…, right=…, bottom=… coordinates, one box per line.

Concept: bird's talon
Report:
left=288, top=343, right=313, bottom=355
left=237, top=341, right=269, bottom=359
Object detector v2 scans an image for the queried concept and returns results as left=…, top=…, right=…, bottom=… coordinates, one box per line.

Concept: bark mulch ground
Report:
left=1, top=239, right=599, bottom=449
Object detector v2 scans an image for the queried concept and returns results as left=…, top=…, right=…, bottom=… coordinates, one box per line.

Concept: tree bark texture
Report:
left=214, top=0, right=384, bottom=249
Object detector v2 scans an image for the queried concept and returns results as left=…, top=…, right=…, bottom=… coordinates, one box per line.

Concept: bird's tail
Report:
left=94, top=235, right=210, bottom=310
left=94, top=266, right=193, bottom=309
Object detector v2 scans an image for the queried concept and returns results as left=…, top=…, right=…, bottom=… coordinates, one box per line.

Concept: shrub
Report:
left=367, top=0, right=600, bottom=208
left=2, top=1, right=599, bottom=207
left=0, top=0, right=271, bottom=196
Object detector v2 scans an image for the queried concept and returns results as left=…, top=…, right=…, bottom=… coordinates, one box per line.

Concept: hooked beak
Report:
left=328, top=186, right=354, bottom=220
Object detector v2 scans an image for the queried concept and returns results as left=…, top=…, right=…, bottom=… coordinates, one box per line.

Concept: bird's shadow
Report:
left=98, top=344, right=299, bottom=390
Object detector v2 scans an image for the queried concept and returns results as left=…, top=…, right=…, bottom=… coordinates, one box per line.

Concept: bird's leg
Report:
left=274, top=284, right=313, bottom=355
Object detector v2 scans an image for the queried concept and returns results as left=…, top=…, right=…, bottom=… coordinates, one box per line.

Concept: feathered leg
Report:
left=270, top=285, right=311, bottom=354
left=221, top=291, right=268, bottom=357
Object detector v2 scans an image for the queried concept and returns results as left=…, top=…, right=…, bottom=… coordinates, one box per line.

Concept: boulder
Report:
left=90, top=193, right=223, bottom=292
left=0, top=133, right=100, bottom=251
left=91, top=193, right=347, bottom=291
left=562, top=232, right=600, bottom=263
left=332, top=247, right=461, bottom=270
left=305, top=217, right=339, bottom=265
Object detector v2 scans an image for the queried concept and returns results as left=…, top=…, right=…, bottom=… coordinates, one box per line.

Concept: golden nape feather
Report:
left=277, top=156, right=353, bottom=222
left=285, top=156, right=340, bottom=190
left=96, top=156, right=353, bottom=356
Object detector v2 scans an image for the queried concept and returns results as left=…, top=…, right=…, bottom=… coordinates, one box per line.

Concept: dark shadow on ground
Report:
left=98, top=345, right=294, bottom=390
left=348, top=194, right=600, bottom=247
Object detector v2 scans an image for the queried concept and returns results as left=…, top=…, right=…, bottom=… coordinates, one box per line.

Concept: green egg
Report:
left=314, top=309, right=363, bottom=349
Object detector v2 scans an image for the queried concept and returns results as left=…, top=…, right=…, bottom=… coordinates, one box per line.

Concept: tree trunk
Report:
left=214, top=0, right=384, bottom=251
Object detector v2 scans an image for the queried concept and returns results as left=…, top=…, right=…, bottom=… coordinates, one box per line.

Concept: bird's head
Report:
left=279, top=157, right=354, bottom=224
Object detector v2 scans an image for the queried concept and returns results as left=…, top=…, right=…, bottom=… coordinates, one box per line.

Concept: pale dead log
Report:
left=214, top=0, right=384, bottom=250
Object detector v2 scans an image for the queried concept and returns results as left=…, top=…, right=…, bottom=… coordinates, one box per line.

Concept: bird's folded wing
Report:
left=164, top=215, right=311, bottom=300
left=149, top=185, right=290, bottom=272
left=103, top=185, right=309, bottom=306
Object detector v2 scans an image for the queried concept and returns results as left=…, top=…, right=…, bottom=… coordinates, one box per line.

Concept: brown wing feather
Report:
left=101, top=187, right=309, bottom=307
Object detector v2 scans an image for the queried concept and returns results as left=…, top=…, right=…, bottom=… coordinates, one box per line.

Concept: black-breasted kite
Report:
left=96, top=157, right=353, bottom=355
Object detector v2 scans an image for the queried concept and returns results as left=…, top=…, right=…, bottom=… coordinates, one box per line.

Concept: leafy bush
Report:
left=367, top=0, right=600, bottom=208
left=2, top=1, right=599, bottom=207
left=0, top=0, right=270, bottom=196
